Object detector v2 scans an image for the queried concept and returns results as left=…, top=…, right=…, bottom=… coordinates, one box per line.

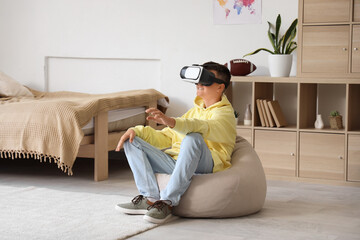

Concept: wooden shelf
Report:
left=235, top=123, right=252, bottom=129
left=228, top=75, right=359, bottom=186
left=348, top=130, right=360, bottom=135
left=231, top=76, right=298, bottom=83
left=302, top=22, right=358, bottom=26
left=254, top=126, right=297, bottom=131
left=231, top=76, right=360, bottom=83
left=299, top=128, right=345, bottom=134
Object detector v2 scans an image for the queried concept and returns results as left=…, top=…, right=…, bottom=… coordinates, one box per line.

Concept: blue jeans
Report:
left=123, top=133, right=213, bottom=206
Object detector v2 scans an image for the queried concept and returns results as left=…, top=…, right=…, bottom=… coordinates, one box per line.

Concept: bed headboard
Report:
left=44, top=56, right=161, bottom=94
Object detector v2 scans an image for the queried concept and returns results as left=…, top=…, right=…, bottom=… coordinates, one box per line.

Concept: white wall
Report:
left=0, top=0, right=298, bottom=117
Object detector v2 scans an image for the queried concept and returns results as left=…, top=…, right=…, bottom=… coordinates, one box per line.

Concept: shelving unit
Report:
left=227, top=76, right=360, bottom=186
left=297, top=0, right=360, bottom=78
left=227, top=0, right=360, bottom=186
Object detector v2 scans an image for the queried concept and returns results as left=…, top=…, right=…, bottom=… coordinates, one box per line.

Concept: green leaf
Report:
left=281, top=18, right=298, bottom=55
left=286, top=28, right=297, bottom=52
left=287, top=47, right=297, bottom=54
left=267, top=22, right=277, bottom=51
left=285, top=41, right=296, bottom=54
left=275, top=14, right=281, bottom=47
left=286, top=42, right=297, bottom=54
left=243, top=48, right=275, bottom=57
left=285, top=46, right=297, bottom=54
left=330, top=110, right=340, bottom=116
left=278, top=35, right=285, bottom=54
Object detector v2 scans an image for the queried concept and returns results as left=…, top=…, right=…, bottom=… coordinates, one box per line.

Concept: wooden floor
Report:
left=1, top=155, right=359, bottom=240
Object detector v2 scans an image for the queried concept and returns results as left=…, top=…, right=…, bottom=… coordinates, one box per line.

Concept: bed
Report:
left=0, top=71, right=168, bottom=181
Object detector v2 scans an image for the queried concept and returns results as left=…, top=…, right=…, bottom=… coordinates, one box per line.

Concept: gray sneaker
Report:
left=115, top=195, right=153, bottom=215
left=143, top=200, right=172, bottom=224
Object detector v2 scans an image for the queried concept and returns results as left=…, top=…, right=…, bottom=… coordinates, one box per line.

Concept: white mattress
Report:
left=82, top=107, right=146, bottom=135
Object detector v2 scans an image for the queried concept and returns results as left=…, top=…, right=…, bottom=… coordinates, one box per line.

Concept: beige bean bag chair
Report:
left=156, top=136, right=267, bottom=218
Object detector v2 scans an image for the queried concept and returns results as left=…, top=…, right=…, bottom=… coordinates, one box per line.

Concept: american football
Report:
left=225, top=59, right=257, bottom=76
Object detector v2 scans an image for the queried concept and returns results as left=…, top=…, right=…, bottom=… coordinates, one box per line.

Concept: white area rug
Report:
left=0, top=185, right=158, bottom=240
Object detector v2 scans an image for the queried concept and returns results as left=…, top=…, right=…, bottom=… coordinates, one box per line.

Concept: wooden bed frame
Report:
left=76, top=99, right=159, bottom=181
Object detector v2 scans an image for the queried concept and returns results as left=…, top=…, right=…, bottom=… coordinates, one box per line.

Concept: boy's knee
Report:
left=124, top=137, right=141, bottom=149
left=183, top=133, right=204, bottom=145
left=186, top=132, right=202, bottom=139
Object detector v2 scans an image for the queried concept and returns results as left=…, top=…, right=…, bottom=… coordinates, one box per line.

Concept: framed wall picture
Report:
left=214, top=0, right=262, bottom=24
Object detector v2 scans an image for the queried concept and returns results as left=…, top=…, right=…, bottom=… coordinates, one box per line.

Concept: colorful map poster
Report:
left=214, top=0, right=262, bottom=24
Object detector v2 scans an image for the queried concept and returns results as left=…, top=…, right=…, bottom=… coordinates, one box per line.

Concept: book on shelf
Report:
left=260, top=100, right=269, bottom=127
left=263, top=99, right=275, bottom=127
left=267, top=100, right=287, bottom=127
left=256, top=99, right=266, bottom=127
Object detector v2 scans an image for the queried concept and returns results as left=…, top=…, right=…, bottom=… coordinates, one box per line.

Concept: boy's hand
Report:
left=116, top=128, right=136, bottom=151
left=146, top=108, right=175, bottom=128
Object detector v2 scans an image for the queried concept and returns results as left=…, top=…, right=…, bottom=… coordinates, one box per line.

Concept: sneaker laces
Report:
left=131, top=195, right=145, bottom=205
left=147, top=200, right=172, bottom=211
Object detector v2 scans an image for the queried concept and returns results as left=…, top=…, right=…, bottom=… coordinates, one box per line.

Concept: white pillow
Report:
left=0, top=71, right=34, bottom=97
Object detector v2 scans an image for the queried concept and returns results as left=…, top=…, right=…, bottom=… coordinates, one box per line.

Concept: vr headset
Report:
left=180, top=65, right=228, bottom=88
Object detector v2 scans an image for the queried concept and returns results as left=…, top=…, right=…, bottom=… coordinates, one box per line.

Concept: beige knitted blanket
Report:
left=0, top=88, right=167, bottom=175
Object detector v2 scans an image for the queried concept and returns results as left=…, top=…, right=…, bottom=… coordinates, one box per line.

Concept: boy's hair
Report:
left=202, top=61, right=231, bottom=89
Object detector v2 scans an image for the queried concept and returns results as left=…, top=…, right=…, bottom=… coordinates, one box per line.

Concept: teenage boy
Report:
left=115, top=61, right=236, bottom=224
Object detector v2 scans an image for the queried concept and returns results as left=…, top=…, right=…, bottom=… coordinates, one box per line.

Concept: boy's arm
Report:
left=172, top=107, right=235, bottom=143
left=115, top=107, right=175, bottom=151
left=132, top=125, right=173, bottom=149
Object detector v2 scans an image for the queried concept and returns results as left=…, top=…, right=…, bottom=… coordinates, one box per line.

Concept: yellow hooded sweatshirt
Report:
left=131, top=94, right=237, bottom=173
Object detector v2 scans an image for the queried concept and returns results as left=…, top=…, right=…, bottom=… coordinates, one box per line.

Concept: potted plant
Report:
left=243, top=14, right=298, bottom=77
left=329, top=111, right=343, bottom=130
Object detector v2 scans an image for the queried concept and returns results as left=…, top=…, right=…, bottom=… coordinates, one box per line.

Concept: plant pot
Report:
left=329, top=115, right=343, bottom=130
left=268, top=54, right=293, bottom=77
